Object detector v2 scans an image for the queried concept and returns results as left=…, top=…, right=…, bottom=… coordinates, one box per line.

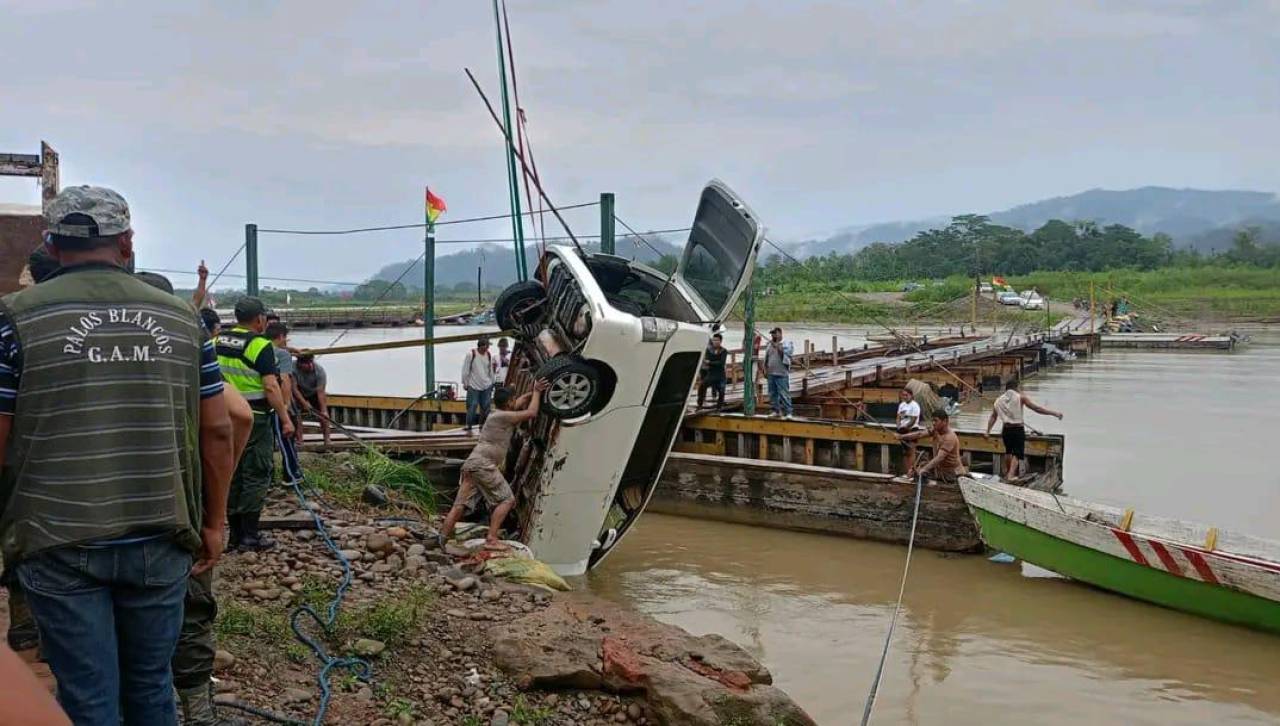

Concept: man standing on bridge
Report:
left=216, top=297, right=293, bottom=550
left=986, top=379, right=1063, bottom=481
left=762, top=327, right=794, bottom=419
left=461, top=336, right=496, bottom=434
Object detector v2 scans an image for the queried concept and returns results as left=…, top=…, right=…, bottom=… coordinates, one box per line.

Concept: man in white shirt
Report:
left=985, top=379, right=1063, bottom=481
left=494, top=337, right=511, bottom=383
left=896, top=388, right=923, bottom=475
left=461, top=336, right=496, bottom=434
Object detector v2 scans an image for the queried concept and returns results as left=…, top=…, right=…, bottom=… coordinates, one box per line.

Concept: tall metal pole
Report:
left=600, top=192, right=616, bottom=255
left=742, top=282, right=757, bottom=416
left=424, top=197, right=436, bottom=397
left=493, top=0, right=525, bottom=281
left=244, top=223, right=259, bottom=297
left=971, top=274, right=979, bottom=332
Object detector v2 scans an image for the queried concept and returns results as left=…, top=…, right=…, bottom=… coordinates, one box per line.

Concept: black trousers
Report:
left=698, top=377, right=726, bottom=408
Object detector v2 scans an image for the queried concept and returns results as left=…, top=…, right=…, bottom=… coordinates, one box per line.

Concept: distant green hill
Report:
left=789, top=187, right=1280, bottom=258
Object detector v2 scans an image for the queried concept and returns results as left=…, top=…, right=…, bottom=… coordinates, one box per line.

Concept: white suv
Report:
left=491, top=180, right=763, bottom=574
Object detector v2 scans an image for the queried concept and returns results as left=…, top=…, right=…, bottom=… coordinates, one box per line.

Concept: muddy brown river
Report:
left=302, top=325, right=1280, bottom=724
left=588, top=335, right=1280, bottom=725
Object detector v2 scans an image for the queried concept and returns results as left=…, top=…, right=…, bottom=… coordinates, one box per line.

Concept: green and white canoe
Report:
left=959, top=476, right=1280, bottom=634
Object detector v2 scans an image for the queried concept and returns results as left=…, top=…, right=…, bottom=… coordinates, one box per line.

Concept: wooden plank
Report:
left=855, top=442, right=865, bottom=471
left=804, top=438, right=815, bottom=466
left=879, top=444, right=890, bottom=474
left=304, top=329, right=511, bottom=356
left=758, top=434, right=769, bottom=461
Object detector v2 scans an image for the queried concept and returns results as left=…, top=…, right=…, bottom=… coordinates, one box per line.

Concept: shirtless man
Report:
left=985, top=380, right=1063, bottom=481
left=438, top=380, right=548, bottom=548
left=913, top=409, right=968, bottom=485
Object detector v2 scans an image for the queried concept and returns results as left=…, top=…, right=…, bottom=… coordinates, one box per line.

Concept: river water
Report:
left=299, top=325, right=1280, bottom=725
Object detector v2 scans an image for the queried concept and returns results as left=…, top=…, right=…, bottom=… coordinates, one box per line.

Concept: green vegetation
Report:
left=302, top=452, right=437, bottom=514
left=335, top=583, right=435, bottom=644
left=749, top=218, right=1280, bottom=322
left=510, top=696, right=555, bottom=725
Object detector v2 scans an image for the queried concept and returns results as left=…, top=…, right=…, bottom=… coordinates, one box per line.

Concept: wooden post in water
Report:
left=1089, top=281, right=1096, bottom=334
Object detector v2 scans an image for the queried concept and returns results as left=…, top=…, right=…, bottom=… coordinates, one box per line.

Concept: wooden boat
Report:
left=959, top=476, right=1280, bottom=634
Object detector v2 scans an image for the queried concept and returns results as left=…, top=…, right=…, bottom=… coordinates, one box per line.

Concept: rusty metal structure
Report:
left=0, top=141, right=60, bottom=294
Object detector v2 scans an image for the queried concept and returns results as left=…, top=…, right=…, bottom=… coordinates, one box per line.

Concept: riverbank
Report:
left=3, top=451, right=812, bottom=726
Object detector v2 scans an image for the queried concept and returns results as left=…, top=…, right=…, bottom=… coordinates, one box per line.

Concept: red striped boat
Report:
left=959, top=476, right=1280, bottom=634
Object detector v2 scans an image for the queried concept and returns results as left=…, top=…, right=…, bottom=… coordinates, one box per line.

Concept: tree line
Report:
left=756, top=215, right=1280, bottom=287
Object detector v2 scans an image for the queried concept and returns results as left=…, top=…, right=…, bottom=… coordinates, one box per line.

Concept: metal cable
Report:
left=257, top=202, right=597, bottom=236
left=860, top=472, right=925, bottom=726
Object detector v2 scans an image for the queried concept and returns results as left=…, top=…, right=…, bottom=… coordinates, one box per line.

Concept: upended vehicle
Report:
left=487, top=180, right=763, bottom=575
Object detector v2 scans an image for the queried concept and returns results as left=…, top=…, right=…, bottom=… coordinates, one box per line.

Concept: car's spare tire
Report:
left=495, top=280, right=547, bottom=330
left=536, top=355, right=600, bottom=420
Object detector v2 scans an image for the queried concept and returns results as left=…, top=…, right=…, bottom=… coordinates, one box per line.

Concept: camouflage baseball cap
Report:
left=44, top=185, right=131, bottom=239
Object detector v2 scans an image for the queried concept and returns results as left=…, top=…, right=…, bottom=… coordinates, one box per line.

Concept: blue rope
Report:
left=284, top=474, right=373, bottom=726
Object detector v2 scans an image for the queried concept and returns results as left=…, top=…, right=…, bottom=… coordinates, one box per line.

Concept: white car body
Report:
left=1019, top=290, right=1045, bottom=310
left=998, top=291, right=1022, bottom=305
left=501, top=180, right=764, bottom=575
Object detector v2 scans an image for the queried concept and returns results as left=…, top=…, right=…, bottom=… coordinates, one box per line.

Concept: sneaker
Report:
left=784, top=414, right=795, bottom=420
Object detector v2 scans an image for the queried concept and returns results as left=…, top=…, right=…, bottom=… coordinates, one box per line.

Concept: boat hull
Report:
left=970, top=505, right=1280, bottom=634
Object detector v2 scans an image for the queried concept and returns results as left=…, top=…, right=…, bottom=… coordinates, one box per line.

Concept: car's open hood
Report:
left=674, top=180, right=765, bottom=322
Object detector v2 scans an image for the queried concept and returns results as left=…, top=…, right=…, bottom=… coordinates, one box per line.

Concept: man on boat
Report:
left=438, top=379, right=548, bottom=549
left=913, top=409, right=967, bottom=485
left=896, top=388, right=923, bottom=475
left=294, top=353, right=331, bottom=448
left=985, top=379, right=1063, bottom=481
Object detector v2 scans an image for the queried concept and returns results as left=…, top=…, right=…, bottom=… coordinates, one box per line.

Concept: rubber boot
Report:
left=238, top=511, right=276, bottom=551
left=178, top=682, right=248, bottom=726
left=226, top=514, right=243, bottom=550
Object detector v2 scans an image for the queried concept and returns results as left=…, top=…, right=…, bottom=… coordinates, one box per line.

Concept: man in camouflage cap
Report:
left=0, top=185, right=236, bottom=725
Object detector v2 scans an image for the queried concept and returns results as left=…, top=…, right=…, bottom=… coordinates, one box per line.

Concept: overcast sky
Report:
left=2, top=0, right=1278, bottom=290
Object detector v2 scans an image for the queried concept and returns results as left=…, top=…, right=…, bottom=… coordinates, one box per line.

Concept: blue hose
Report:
left=284, top=474, right=373, bottom=726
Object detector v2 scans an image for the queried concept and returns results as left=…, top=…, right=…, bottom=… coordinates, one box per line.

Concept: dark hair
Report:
left=297, top=353, right=316, bottom=364
left=712, top=333, right=723, bottom=340
left=493, top=386, right=514, bottom=409
left=1005, top=380, right=1020, bottom=391
left=199, top=308, right=221, bottom=333
left=234, top=297, right=266, bottom=323
left=770, top=327, right=783, bottom=335
left=46, top=213, right=122, bottom=251
left=265, top=312, right=281, bottom=323
left=27, top=247, right=60, bottom=283
left=134, top=271, right=174, bottom=295
left=934, top=408, right=950, bottom=419
left=265, top=321, right=289, bottom=340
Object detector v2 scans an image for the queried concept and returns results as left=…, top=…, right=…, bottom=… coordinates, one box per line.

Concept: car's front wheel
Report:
left=536, top=355, right=600, bottom=420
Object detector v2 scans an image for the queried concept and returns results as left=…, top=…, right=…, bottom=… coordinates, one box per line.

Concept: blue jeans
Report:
left=465, top=386, right=493, bottom=430
left=17, top=538, right=192, bottom=726
left=767, top=373, right=793, bottom=415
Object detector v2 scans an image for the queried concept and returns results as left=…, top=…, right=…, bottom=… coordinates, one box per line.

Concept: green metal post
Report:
left=600, top=192, right=616, bottom=255
left=424, top=201, right=436, bottom=397
left=244, top=223, right=259, bottom=297
left=493, top=0, right=525, bottom=280
left=742, top=283, right=757, bottom=416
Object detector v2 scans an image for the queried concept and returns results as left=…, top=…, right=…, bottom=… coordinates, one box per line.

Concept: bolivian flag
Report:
left=425, top=188, right=447, bottom=225
left=992, top=275, right=1007, bottom=287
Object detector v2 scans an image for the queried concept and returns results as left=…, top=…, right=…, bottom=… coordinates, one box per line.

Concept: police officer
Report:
left=215, top=297, right=293, bottom=550
left=0, top=185, right=236, bottom=725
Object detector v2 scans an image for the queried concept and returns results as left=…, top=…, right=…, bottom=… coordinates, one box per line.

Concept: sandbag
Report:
left=904, top=379, right=945, bottom=419
left=484, top=556, right=572, bottom=592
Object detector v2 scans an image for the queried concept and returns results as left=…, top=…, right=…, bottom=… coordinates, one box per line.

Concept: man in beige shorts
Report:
left=438, top=380, right=547, bottom=548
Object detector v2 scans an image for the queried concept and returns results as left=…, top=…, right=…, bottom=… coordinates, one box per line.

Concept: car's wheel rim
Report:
left=548, top=373, right=592, bottom=410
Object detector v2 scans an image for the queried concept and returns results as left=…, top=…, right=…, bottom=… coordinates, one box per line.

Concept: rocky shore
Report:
left=4, top=452, right=812, bottom=725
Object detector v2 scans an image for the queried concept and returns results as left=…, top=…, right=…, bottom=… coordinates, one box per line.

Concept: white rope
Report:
left=860, top=472, right=925, bottom=726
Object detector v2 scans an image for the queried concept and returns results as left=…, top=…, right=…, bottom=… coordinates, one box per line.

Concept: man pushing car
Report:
left=437, top=379, right=549, bottom=549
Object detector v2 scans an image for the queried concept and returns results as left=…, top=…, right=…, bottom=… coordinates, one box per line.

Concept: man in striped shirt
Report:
left=0, top=186, right=235, bottom=725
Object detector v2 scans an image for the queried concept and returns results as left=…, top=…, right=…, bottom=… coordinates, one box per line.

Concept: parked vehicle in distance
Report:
left=902, top=282, right=923, bottom=292
left=1020, top=294, right=1046, bottom=311
left=998, top=291, right=1023, bottom=305
left=492, top=179, right=765, bottom=575
left=979, top=282, right=994, bottom=294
